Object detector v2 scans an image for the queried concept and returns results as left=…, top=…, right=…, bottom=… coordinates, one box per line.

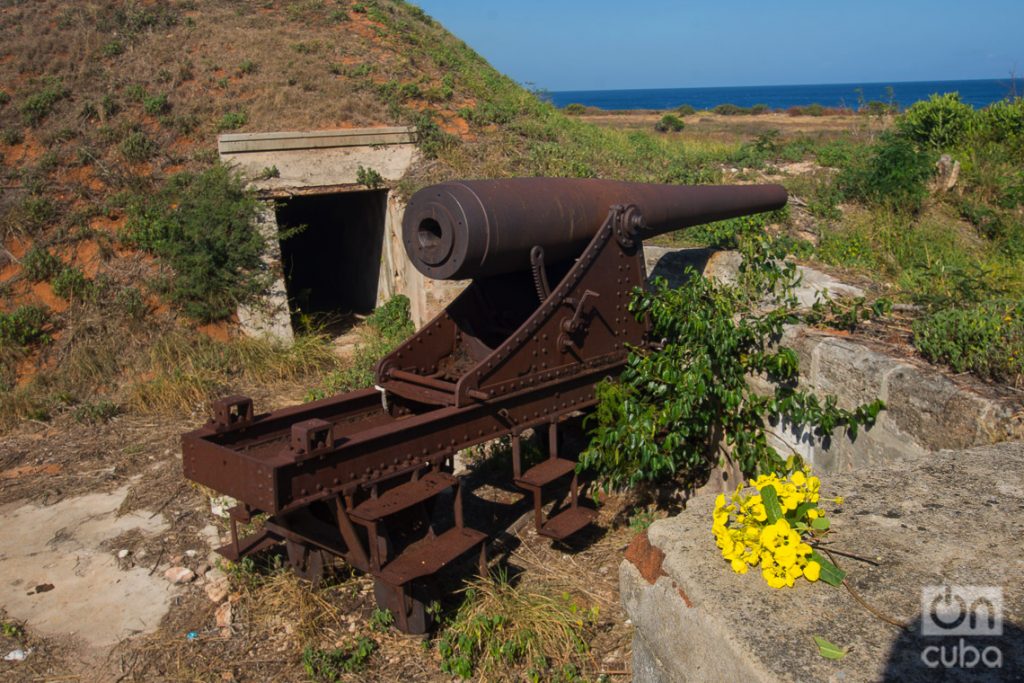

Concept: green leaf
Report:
left=809, top=550, right=846, bottom=586
left=813, top=635, right=847, bottom=660
left=790, top=501, right=815, bottom=522
left=811, top=517, right=831, bottom=531
left=761, top=484, right=783, bottom=523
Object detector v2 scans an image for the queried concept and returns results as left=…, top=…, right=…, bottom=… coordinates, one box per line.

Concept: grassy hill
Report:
left=2, top=1, right=1022, bottom=434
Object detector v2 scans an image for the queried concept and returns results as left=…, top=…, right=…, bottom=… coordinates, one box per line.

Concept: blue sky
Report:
left=413, top=0, right=1024, bottom=91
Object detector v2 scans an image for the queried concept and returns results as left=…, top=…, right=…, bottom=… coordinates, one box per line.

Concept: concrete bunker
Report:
left=217, top=126, right=427, bottom=341
left=275, top=189, right=388, bottom=328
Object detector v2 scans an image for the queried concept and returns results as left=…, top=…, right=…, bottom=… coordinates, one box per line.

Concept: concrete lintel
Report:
left=218, top=126, right=416, bottom=154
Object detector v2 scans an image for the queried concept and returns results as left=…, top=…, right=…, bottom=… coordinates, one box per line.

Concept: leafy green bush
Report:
left=897, top=93, right=976, bottom=150
left=0, top=305, right=50, bottom=347
left=1, top=129, right=23, bottom=146
left=837, top=132, right=934, bottom=211
left=301, top=637, right=376, bottom=680
left=975, top=98, right=1024, bottom=149
left=20, top=78, right=68, bottom=126
left=654, top=114, right=685, bottom=133
left=803, top=103, right=825, bottom=116
left=124, top=164, right=266, bottom=322
left=21, top=247, right=61, bottom=282
left=142, top=93, right=169, bottom=115
left=217, top=111, right=248, bottom=131
left=102, top=40, right=125, bottom=57
left=675, top=104, right=696, bottom=116
left=120, top=130, right=157, bottom=162
left=581, top=227, right=884, bottom=489
left=713, top=103, right=748, bottom=116
left=749, top=103, right=770, bottom=115
left=51, top=266, right=94, bottom=301
left=913, top=300, right=1023, bottom=383
left=563, top=103, right=586, bottom=115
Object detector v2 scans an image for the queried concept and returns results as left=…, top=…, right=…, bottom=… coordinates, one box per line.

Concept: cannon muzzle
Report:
left=403, top=178, right=787, bottom=280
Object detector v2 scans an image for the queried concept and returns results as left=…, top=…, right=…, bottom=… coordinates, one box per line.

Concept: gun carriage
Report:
left=182, top=178, right=786, bottom=632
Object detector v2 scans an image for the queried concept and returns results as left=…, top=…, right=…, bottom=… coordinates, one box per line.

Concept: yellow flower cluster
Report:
left=713, top=469, right=830, bottom=589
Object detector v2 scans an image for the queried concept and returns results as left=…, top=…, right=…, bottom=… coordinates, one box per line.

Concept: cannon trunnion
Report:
left=182, top=178, right=786, bottom=632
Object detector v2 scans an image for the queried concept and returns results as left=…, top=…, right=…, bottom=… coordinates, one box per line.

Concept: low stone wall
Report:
left=622, top=442, right=1024, bottom=682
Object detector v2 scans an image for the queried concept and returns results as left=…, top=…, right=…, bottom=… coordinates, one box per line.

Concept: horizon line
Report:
left=547, top=75, right=1020, bottom=94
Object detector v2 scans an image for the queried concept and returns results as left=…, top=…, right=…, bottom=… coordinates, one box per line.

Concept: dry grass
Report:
left=129, top=330, right=344, bottom=414
left=437, top=570, right=599, bottom=682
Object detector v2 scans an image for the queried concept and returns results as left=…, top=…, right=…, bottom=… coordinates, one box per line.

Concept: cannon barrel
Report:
left=402, top=178, right=787, bottom=280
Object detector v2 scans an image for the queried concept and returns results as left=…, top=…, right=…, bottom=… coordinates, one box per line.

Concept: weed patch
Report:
left=437, top=571, right=597, bottom=681
left=123, top=164, right=267, bottom=322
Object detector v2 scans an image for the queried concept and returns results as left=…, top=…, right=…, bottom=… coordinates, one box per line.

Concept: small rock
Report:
left=136, top=548, right=148, bottom=560
left=164, top=566, right=196, bottom=584
left=170, top=554, right=184, bottom=565
left=196, top=561, right=212, bottom=576
left=117, top=549, right=130, bottom=559
left=205, top=580, right=229, bottom=604
left=185, top=549, right=198, bottom=558
left=215, top=601, right=232, bottom=628
left=348, top=622, right=357, bottom=632
left=3, top=649, right=29, bottom=662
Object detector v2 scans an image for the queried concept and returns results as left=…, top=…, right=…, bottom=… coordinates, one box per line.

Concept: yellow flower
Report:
left=803, top=561, right=821, bottom=582
left=807, top=508, right=820, bottom=520
left=730, top=558, right=749, bottom=574
left=791, top=470, right=807, bottom=487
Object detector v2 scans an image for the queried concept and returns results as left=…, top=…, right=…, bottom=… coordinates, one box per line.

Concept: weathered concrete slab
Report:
left=0, top=487, right=172, bottom=649
left=622, top=441, right=1024, bottom=682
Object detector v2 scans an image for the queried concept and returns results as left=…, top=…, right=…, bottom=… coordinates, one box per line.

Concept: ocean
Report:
left=548, top=78, right=1019, bottom=112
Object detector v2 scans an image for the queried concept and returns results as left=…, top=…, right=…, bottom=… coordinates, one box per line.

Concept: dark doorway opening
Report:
left=276, top=190, right=387, bottom=331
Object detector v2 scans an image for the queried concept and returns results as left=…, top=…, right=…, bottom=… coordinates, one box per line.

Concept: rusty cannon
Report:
left=182, top=178, right=786, bottom=632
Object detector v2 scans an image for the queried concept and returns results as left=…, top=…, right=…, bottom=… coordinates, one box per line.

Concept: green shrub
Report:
left=0, top=305, right=50, bottom=347
left=102, top=40, right=124, bottom=57
left=238, top=59, right=258, bottom=75
left=675, top=104, right=696, bottom=116
left=120, top=130, right=157, bottom=162
left=20, top=78, right=68, bottom=126
left=713, top=103, right=748, bottom=116
left=217, top=111, right=247, bottom=131
left=897, top=93, right=976, bottom=150
left=1, top=129, right=23, bottom=146
left=975, top=98, right=1024, bottom=147
left=124, top=164, right=266, bottom=322
left=749, top=103, right=770, bottom=115
left=837, top=132, right=934, bottom=211
left=0, top=91, right=9, bottom=106
left=356, top=165, right=384, bottom=189
left=21, top=247, right=61, bottom=282
left=142, top=93, right=169, bottom=115
left=563, top=103, right=586, bottom=115
left=912, top=300, right=1023, bottom=383
left=654, top=114, right=685, bottom=133
left=581, top=227, right=883, bottom=488
left=51, top=266, right=94, bottom=301
left=20, top=196, right=57, bottom=232
left=803, top=103, right=825, bottom=116
left=302, top=637, right=376, bottom=680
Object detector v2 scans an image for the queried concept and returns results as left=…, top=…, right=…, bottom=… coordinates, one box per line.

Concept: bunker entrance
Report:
left=275, top=190, right=387, bottom=331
